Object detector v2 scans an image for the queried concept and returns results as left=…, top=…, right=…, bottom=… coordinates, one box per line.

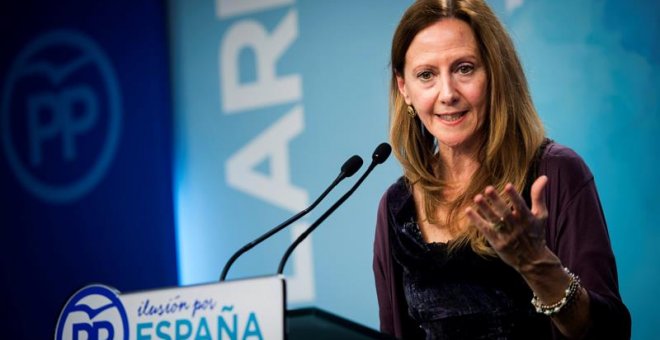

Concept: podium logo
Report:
left=1, top=30, right=122, bottom=204
left=56, top=285, right=129, bottom=340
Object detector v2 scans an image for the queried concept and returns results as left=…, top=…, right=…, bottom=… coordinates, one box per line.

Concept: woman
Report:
left=373, top=0, right=631, bottom=339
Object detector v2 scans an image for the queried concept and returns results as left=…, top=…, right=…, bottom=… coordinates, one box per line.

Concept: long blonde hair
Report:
left=389, top=0, right=545, bottom=255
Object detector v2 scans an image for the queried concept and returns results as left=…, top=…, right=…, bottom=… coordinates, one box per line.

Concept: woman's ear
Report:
left=396, top=73, right=411, bottom=105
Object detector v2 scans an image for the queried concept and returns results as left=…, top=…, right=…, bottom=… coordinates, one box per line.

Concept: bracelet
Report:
left=530, top=267, right=582, bottom=316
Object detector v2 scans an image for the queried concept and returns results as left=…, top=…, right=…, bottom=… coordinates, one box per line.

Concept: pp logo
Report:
left=56, top=285, right=129, bottom=340
left=1, top=30, right=121, bottom=204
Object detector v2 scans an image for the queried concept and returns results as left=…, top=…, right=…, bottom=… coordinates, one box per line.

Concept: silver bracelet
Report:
left=530, top=267, right=582, bottom=316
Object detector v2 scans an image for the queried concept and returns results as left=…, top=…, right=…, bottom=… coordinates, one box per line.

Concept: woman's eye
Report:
left=417, top=71, right=433, bottom=81
left=457, top=64, right=474, bottom=75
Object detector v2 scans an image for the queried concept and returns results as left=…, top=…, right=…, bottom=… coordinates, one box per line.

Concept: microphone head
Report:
left=372, top=143, right=392, bottom=164
left=341, top=155, right=363, bottom=177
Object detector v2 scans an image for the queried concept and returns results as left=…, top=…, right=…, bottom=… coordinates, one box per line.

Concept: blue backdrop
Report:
left=170, top=0, right=659, bottom=338
left=0, top=1, right=177, bottom=339
left=1, top=0, right=658, bottom=339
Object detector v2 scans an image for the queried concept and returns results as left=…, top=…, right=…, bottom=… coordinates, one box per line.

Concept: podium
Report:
left=55, top=275, right=393, bottom=339
left=287, top=307, right=393, bottom=339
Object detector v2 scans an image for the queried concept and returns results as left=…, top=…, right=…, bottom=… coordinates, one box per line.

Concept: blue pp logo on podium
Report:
left=56, top=285, right=129, bottom=340
left=57, top=277, right=285, bottom=339
left=1, top=30, right=122, bottom=204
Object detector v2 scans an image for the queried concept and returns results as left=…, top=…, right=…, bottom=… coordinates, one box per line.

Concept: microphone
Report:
left=277, top=143, right=391, bottom=275
left=219, top=155, right=363, bottom=281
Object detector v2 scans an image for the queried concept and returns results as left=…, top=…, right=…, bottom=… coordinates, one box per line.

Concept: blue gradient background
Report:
left=171, top=1, right=659, bottom=338
left=0, top=1, right=178, bottom=339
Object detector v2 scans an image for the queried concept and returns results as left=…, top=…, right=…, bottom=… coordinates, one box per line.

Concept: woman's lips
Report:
left=435, top=110, right=468, bottom=125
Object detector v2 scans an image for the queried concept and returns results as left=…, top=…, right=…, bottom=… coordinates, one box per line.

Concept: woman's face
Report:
left=397, top=18, right=488, bottom=153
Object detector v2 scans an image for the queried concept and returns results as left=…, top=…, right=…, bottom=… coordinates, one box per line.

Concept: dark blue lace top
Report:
left=390, top=182, right=550, bottom=339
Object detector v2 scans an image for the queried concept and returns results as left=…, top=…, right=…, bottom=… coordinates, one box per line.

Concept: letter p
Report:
left=27, top=85, right=99, bottom=166
left=72, top=321, right=114, bottom=340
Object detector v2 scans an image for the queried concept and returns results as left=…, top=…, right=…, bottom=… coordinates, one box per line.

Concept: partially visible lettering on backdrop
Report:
left=217, top=0, right=314, bottom=302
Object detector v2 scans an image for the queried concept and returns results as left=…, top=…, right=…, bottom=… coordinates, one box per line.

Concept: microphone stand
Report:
left=219, top=155, right=363, bottom=281
left=277, top=143, right=390, bottom=275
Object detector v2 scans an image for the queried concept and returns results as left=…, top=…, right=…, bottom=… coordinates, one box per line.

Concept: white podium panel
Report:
left=55, top=276, right=286, bottom=340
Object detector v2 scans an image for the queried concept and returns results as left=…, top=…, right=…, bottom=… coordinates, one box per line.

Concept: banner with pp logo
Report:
left=1, top=29, right=121, bottom=204
left=0, top=2, right=178, bottom=339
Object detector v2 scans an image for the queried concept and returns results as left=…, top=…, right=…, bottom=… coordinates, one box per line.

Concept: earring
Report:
left=407, top=105, right=416, bottom=118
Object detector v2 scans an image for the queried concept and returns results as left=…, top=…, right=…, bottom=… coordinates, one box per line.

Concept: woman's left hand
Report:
left=465, top=175, right=550, bottom=272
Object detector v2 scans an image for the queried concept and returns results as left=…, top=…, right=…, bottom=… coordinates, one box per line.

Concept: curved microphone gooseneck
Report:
left=277, top=143, right=391, bottom=275
left=219, top=155, right=363, bottom=281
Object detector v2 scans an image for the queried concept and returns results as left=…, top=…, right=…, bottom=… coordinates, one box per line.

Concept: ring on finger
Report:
left=492, top=217, right=507, bottom=232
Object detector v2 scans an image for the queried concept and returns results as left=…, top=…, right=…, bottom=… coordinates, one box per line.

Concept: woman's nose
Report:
left=437, top=75, right=459, bottom=106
